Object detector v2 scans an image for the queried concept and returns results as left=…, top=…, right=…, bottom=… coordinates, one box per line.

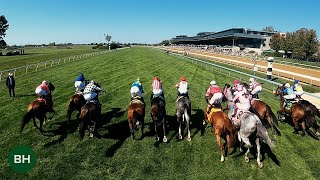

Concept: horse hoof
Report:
left=221, top=155, right=225, bottom=162
left=316, top=132, right=320, bottom=136
left=163, top=137, right=168, bottom=143
left=155, top=137, right=160, bottom=141
left=178, top=135, right=182, bottom=140
left=89, top=133, right=94, bottom=138
left=245, top=156, right=250, bottom=163
left=187, top=137, right=192, bottom=141
left=258, top=162, right=263, bottom=169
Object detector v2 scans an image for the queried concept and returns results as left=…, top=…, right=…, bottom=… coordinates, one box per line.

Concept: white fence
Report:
left=0, top=48, right=127, bottom=81
left=167, top=50, right=320, bottom=100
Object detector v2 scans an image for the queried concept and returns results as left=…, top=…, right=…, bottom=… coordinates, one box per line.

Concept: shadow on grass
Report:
left=43, top=119, right=79, bottom=147
left=16, top=94, right=37, bottom=97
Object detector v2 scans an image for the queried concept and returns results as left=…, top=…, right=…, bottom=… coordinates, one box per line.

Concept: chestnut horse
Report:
left=206, top=109, right=237, bottom=162
left=241, top=83, right=281, bottom=136
left=20, top=82, right=55, bottom=133
left=128, top=98, right=145, bottom=140
left=66, top=94, right=86, bottom=125
left=151, top=96, right=167, bottom=142
left=78, top=102, right=101, bottom=139
left=275, top=85, right=320, bottom=137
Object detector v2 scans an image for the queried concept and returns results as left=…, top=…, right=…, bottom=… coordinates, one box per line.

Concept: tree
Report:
left=270, top=33, right=282, bottom=51
left=262, top=26, right=276, bottom=32
left=0, top=15, right=9, bottom=48
left=159, top=40, right=170, bottom=46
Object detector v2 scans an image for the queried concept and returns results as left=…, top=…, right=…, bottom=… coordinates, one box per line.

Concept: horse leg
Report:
left=292, top=118, right=300, bottom=134
left=39, top=118, right=44, bottom=134
left=129, top=121, right=135, bottom=140
left=244, top=147, right=251, bottom=163
left=178, top=115, right=183, bottom=140
left=215, top=131, right=224, bottom=162
left=154, top=120, right=159, bottom=141
left=256, top=138, right=263, bottom=168
left=186, top=118, right=191, bottom=141
left=301, top=121, right=306, bottom=136
left=163, top=118, right=167, bottom=143
left=238, top=132, right=243, bottom=152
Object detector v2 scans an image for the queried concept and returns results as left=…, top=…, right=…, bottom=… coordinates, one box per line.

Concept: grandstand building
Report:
left=170, top=28, right=276, bottom=51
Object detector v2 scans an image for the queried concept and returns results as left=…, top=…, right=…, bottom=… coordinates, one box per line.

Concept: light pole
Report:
left=104, top=34, right=111, bottom=50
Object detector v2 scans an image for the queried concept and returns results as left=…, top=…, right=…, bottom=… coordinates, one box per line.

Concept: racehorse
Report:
left=78, top=102, right=101, bottom=139
left=78, top=81, right=105, bottom=139
left=223, top=84, right=280, bottom=135
left=151, top=96, right=167, bottom=142
left=66, top=94, right=86, bottom=126
left=127, top=97, right=145, bottom=140
left=206, top=109, right=237, bottom=162
left=238, top=112, right=275, bottom=168
left=20, top=82, right=55, bottom=133
left=67, top=79, right=90, bottom=125
left=176, top=96, right=192, bottom=141
left=241, top=83, right=281, bottom=136
left=274, top=85, right=320, bottom=137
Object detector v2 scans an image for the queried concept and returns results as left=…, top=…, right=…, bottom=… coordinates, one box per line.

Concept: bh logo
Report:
left=8, top=145, right=37, bottom=173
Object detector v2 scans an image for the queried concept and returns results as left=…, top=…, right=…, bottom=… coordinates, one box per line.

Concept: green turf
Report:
left=0, top=46, right=103, bottom=71
left=0, top=47, right=319, bottom=179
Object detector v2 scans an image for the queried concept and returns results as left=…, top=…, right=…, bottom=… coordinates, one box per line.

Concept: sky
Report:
left=1, top=0, right=320, bottom=45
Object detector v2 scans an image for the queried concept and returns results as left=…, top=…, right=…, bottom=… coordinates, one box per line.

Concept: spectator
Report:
left=6, top=73, right=15, bottom=97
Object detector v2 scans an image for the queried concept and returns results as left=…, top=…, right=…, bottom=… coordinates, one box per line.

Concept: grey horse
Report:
left=238, top=112, right=275, bottom=168
left=176, top=96, right=192, bottom=141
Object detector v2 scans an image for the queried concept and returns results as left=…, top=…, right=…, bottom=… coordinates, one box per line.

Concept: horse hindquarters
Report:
left=256, top=123, right=275, bottom=148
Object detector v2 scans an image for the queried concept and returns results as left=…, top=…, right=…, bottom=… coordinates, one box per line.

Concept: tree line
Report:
left=270, top=28, right=319, bottom=60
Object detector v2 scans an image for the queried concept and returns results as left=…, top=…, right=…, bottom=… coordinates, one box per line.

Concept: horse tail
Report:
left=79, top=106, right=89, bottom=140
left=266, top=104, right=281, bottom=136
left=20, top=109, right=34, bottom=133
left=184, top=103, right=190, bottom=122
left=257, top=122, right=275, bottom=148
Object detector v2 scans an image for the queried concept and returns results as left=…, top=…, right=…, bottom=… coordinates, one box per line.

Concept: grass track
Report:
left=0, top=47, right=319, bottom=179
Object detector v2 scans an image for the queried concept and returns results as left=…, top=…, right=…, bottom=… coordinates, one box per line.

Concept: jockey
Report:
left=151, top=76, right=165, bottom=101
left=232, top=79, right=240, bottom=94
left=283, top=83, right=296, bottom=108
left=83, top=80, right=103, bottom=105
left=74, top=73, right=86, bottom=93
left=205, top=80, right=223, bottom=113
left=232, top=84, right=251, bottom=124
left=35, top=80, right=51, bottom=101
left=130, top=78, right=145, bottom=103
left=293, top=80, right=304, bottom=98
left=248, top=78, right=262, bottom=99
left=175, top=76, right=189, bottom=99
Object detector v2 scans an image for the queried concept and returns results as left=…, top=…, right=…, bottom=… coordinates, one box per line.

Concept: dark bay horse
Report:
left=151, top=96, right=167, bottom=142
left=128, top=98, right=145, bottom=140
left=176, top=96, right=191, bottom=141
left=206, top=109, right=237, bottom=162
left=20, top=82, right=55, bottom=133
left=275, top=85, right=320, bottom=137
left=78, top=102, right=101, bottom=139
left=241, top=83, right=281, bottom=136
left=67, top=93, right=86, bottom=125
left=238, top=112, right=275, bottom=168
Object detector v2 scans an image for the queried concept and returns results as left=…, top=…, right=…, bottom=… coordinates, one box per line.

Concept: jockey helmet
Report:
left=294, top=80, right=298, bottom=84
left=210, top=80, right=216, bottom=85
left=284, top=83, right=290, bottom=88
left=134, top=78, right=140, bottom=84
left=181, top=76, right=186, bottom=81
left=249, top=78, right=255, bottom=82
left=267, top=57, right=274, bottom=61
left=42, top=80, right=48, bottom=85
left=233, top=80, right=239, bottom=85
left=154, top=76, right=159, bottom=81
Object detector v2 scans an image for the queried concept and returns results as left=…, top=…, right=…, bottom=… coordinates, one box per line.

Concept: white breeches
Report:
left=251, top=86, right=262, bottom=95
left=35, top=88, right=48, bottom=96
left=284, top=94, right=296, bottom=100
left=153, top=89, right=163, bottom=96
left=84, top=93, right=97, bottom=101
left=209, top=92, right=223, bottom=105
left=130, top=86, right=143, bottom=98
left=74, top=81, right=85, bottom=91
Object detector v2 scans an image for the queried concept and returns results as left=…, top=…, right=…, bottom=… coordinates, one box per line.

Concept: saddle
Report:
left=37, top=97, right=47, bottom=104
left=130, top=98, right=144, bottom=105
left=284, top=99, right=298, bottom=111
left=207, top=106, right=222, bottom=121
